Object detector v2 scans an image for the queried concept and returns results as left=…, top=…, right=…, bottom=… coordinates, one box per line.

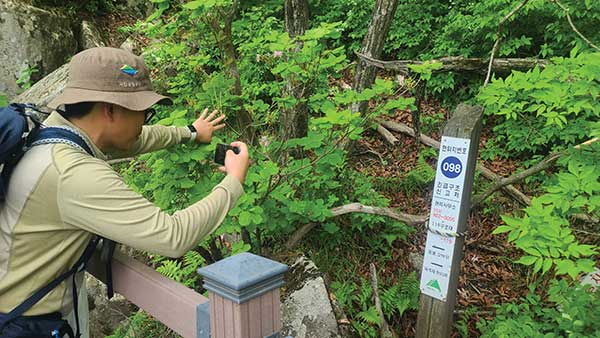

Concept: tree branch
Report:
left=285, top=203, right=428, bottom=249
left=551, top=0, right=600, bottom=52
left=331, top=203, right=428, bottom=225
left=484, top=0, right=530, bottom=87
left=376, top=124, right=399, bottom=145
left=370, top=263, right=395, bottom=338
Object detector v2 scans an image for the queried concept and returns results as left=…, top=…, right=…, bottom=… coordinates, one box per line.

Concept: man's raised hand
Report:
left=192, top=108, right=226, bottom=143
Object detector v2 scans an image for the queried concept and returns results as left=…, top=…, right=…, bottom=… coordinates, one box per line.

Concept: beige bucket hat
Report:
left=48, top=47, right=172, bottom=111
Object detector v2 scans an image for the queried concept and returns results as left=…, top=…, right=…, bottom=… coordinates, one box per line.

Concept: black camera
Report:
left=214, top=143, right=240, bottom=165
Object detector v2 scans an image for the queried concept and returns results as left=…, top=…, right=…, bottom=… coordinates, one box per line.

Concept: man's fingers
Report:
left=218, top=166, right=226, bottom=173
left=214, top=123, right=226, bottom=131
left=206, top=109, right=218, bottom=121
left=199, top=107, right=208, bottom=120
left=210, top=115, right=226, bottom=125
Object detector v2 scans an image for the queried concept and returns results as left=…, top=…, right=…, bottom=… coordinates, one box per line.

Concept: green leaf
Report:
left=238, top=211, right=252, bottom=226
left=492, top=225, right=512, bottom=234
left=322, top=222, right=340, bottom=234
left=542, top=258, right=553, bottom=274
left=555, top=259, right=576, bottom=277
left=515, top=255, right=537, bottom=266
left=532, top=257, right=543, bottom=274
left=356, top=306, right=381, bottom=326
left=179, top=177, right=195, bottom=189
left=182, top=0, right=209, bottom=9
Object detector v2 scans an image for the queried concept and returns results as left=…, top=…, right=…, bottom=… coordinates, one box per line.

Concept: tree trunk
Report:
left=352, top=0, right=399, bottom=115
left=280, top=0, right=310, bottom=142
left=210, top=1, right=254, bottom=141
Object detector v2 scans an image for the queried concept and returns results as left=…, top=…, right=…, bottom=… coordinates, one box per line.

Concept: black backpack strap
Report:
left=101, top=240, right=117, bottom=299
left=0, top=237, right=100, bottom=331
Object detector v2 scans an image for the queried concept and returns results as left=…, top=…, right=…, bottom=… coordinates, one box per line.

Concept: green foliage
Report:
left=478, top=280, right=600, bottom=337
left=456, top=306, right=479, bottom=338
left=332, top=272, right=419, bottom=337
left=16, top=65, right=39, bottom=91
left=0, top=93, right=8, bottom=108
left=493, top=144, right=599, bottom=279
left=154, top=250, right=204, bottom=287
left=479, top=52, right=600, bottom=160
left=106, top=310, right=178, bottom=338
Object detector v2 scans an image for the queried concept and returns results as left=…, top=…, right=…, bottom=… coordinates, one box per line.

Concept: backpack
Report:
left=0, top=103, right=44, bottom=203
left=0, top=103, right=115, bottom=338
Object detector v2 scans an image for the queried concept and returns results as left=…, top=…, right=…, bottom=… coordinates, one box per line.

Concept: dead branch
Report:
left=472, top=137, right=599, bottom=208
left=376, top=124, right=399, bottom=145
left=370, top=263, right=395, bottom=338
left=331, top=203, right=428, bottom=225
left=107, top=157, right=135, bottom=165
left=551, top=0, right=600, bottom=52
left=484, top=0, right=530, bottom=86
left=355, top=52, right=547, bottom=74
left=471, top=152, right=561, bottom=208
left=285, top=203, right=428, bottom=249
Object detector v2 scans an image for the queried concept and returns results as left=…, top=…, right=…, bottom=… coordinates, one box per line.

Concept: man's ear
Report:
left=102, top=103, right=115, bottom=122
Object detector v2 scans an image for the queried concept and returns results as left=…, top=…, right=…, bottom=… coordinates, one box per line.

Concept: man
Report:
left=0, top=47, right=249, bottom=337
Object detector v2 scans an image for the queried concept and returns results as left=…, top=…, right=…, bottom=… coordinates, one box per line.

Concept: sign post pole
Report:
left=416, top=104, right=483, bottom=338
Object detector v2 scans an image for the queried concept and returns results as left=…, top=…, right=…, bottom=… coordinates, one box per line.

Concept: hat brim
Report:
left=47, top=87, right=173, bottom=111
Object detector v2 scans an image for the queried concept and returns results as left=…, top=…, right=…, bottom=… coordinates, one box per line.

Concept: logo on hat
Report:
left=120, top=65, right=138, bottom=76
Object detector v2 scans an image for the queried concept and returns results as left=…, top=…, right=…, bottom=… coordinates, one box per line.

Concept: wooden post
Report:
left=197, top=252, right=288, bottom=338
left=416, top=104, right=483, bottom=338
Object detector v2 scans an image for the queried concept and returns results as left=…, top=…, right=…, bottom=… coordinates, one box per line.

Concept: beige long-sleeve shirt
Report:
left=0, top=112, right=243, bottom=316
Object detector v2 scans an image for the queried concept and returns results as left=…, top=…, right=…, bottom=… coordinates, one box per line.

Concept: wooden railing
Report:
left=89, top=250, right=288, bottom=338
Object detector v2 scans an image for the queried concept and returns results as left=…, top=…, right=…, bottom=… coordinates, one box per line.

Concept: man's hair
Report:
left=60, top=102, right=97, bottom=119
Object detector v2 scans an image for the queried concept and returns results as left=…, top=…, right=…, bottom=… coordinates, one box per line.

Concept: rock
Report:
left=80, top=21, right=106, bottom=50
left=410, top=252, right=424, bottom=275
left=0, top=0, right=77, bottom=99
left=86, top=273, right=136, bottom=338
left=282, top=256, right=341, bottom=338
left=119, top=37, right=138, bottom=54
left=123, top=0, right=155, bottom=18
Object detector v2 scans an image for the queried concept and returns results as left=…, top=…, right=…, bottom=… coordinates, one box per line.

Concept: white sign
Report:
left=420, top=136, right=471, bottom=301
left=581, top=268, right=600, bottom=293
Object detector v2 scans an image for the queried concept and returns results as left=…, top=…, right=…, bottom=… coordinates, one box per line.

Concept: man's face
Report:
left=108, top=104, right=146, bottom=151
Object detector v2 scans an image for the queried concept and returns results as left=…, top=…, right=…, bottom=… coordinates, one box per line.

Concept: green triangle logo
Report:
left=426, top=279, right=441, bottom=292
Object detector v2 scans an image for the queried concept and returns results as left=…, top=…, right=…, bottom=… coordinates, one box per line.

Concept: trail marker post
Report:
left=416, top=104, right=483, bottom=338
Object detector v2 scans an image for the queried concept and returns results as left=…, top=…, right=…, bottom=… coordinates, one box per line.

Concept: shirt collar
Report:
left=43, top=112, right=108, bottom=160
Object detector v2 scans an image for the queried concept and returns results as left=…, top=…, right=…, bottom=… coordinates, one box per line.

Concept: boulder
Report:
left=13, top=19, right=107, bottom=110
left=80, top=21, right=106, bottom=51
left=282, top=256, right=341, bottom=338
left=86, top=273, right=136, bottom=338
left=0, top=0, right=77, bottom=99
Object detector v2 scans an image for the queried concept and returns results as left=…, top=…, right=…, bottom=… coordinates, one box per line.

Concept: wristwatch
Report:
left=187, top=125, right=197, bottom=142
